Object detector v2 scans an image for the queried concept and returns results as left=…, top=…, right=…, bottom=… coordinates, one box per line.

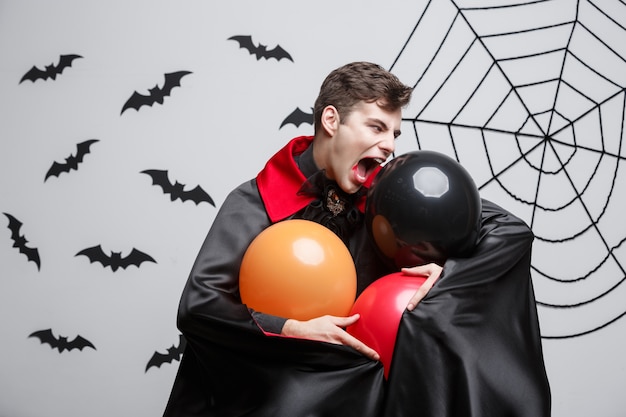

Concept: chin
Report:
left=339, top=176, right=363, bottom=195
left=344, top=184, right=362, bottom=195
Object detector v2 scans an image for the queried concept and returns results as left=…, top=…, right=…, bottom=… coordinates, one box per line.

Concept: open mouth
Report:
left=354, top=157, right=384, bottom=182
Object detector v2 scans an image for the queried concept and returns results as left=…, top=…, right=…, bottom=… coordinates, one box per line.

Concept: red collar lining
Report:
left=256, top=136, right=376, bottom=223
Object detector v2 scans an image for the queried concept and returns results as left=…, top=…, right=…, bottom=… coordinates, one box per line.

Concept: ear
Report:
left=320, top=105, right=340, bottom=136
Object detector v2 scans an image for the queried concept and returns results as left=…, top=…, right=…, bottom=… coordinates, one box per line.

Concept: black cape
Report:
left=383, top=200, right=551, bottom=417
left=163, top=136, right=550, bottom=417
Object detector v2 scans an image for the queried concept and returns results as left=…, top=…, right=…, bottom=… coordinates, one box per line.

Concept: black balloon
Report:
left=366, top=150, right=481, bottom=268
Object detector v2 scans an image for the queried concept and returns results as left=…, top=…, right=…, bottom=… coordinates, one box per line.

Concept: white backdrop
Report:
left=1, top=1, right=625, bottom=416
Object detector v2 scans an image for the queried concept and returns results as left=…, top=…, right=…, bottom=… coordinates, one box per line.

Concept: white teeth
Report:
left=374, top=158, right=384, bottom=164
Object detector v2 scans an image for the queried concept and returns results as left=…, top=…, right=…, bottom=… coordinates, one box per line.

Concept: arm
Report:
left=398, top=199, right=532, bottom=311
left=177, top=179, right=273, bottom=338
left=436, top=198, right=534, bottom=291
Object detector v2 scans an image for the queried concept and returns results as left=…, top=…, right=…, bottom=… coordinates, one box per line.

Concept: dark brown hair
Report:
left=313, top=62, right=413, bottom=133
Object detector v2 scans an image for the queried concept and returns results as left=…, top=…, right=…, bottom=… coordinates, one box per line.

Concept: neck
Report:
left=311, top=134, right=332, bottom=178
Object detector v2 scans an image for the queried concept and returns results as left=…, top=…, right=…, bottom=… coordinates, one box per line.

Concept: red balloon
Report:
left=240, top=219, right=357, bottom=321
left=346, top=272, right=426, bottom=378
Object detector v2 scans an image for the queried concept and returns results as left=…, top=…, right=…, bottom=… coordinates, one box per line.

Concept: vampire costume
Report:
left=163, top=136, right=551, bottom=417
left=163, top=136, right=388, bottom=417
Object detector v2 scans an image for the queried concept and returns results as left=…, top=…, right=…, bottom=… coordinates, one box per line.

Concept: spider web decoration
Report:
left=389, top=0, right=626, bottom=339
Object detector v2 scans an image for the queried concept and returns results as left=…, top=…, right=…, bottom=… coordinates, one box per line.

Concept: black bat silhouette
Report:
left=228, top=35, right=293, bottom=62
left=145, top=335, right=187, bottom=372
left=280, top=107, right=314, bottom=129
left=141, top=169, right=215, bottom=206
left=121, top=71, right=192, bottom=114
left=29, top=329, right=95, bottom=353
left=3, top=213, right=41, bottom=270
left=75, top=245, right=156, bottom=272
left=45, top=139, right=99, bottom=181
left=19, top=54, right=83, bottom=84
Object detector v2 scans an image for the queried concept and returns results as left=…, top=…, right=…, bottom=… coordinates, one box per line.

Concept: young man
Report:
left=163, top=61, right=437, bottom=417
left=163, top=62, right=550, bottom=417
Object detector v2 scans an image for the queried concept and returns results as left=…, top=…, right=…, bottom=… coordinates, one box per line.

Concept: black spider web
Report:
left=389, top=0, right=626, bottom=339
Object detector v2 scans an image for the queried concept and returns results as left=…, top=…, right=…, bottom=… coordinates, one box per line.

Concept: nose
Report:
left=380, top=132, right=395, bottom=158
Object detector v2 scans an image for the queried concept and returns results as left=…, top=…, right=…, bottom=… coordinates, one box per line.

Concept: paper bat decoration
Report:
left=29, top=329, right=96, bottom=353
left=121, top=71, right=192, bottom=114
left=228, top=35, right=293, bottom=62
left=75, top=245, right=156, bottom=272
left=280, top=107, right=314, bottom=129
left=19, top=54, right=83, bottom=84
left=145, top=334, right=187, bottom=372
left=3, top=212, right=41, bottom=270
left=141, top=169, right=215, bottom=206
left=45, top=139, right=99, bottom=181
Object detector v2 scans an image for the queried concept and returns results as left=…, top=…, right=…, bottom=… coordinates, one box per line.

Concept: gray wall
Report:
left=1, top=1, right=625, bottom=416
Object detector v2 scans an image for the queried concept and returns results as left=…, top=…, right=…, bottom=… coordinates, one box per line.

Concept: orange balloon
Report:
left=239, top=219, right=357, bottom=321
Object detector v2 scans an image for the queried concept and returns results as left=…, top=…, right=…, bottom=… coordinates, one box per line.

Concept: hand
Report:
left=402, top=263, right=443, bottom=311
left=282, top=314, right=380, bottom=361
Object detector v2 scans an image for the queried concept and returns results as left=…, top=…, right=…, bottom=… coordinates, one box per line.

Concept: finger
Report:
left=401, top=263, right=436, bottom=277
left=330, top=314, right=360, bottom=328
left=406, top=272, right=439, bottom=311
left=340, top=331, right=380, bottom=361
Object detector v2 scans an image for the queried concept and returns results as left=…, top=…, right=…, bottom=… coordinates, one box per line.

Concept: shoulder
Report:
left=480, top=198, right=534, bottom=242
left=220, top=179, right=265, bottom=214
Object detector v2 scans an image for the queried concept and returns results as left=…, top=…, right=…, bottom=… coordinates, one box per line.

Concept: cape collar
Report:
left=256, top=136, right=377, bottom=223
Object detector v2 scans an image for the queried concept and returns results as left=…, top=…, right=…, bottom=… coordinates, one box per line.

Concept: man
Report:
left=163, top=62, right=550, bottom=416
left=163, top=61, right=435, bottom=417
